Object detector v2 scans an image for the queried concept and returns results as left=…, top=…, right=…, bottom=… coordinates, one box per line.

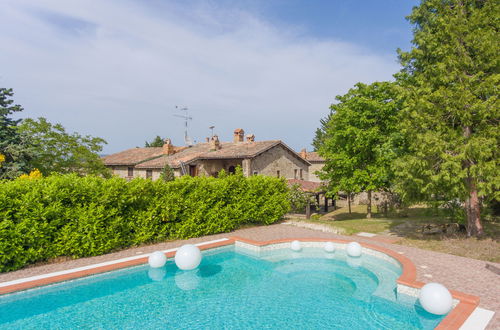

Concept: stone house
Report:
left=299, top=149, right=325, bottom=182
left=103, top=129, right=311, bottom=181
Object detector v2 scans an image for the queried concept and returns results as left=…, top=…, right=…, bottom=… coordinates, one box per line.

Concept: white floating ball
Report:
left=290, top=240, right=302, bottom=251
left=148, top=267, right=166, bottom=281
left=175, top=244, right=202, bottom=270
left=324, top=242, right=335, bottom=253
left=346, top=242, right=362, bottom=257
left=347, top=256, right=362, bottom=268
left=148, top=251, right=167, bottom=268
left=175, top=271, right=200, bottom=291
left=419, top=283, right=453, bottom=315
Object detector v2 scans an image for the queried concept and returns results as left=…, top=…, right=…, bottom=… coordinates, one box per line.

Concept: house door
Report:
left=189, top=165, right=198, bottom=177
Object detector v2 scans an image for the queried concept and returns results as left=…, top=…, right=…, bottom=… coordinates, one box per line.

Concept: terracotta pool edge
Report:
left=0, top=238, right=235, bottom=295
left=230, top=236, right=480, bottom=330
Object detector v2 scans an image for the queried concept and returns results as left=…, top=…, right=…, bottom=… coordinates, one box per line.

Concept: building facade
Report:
left=103, top=129, right=311, bottom=181
left=299, top=149, right=326, bottom=182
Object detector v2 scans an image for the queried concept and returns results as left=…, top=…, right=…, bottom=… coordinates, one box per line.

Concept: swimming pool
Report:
left=0, top=240, right=446, bottom=329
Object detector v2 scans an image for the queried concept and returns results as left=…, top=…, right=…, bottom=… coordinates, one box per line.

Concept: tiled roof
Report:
left=200, top=140, right=281, bottom=159
left=134, top=140, right=309, bottom=169
left=306, top=152, right=324, bottom=162
left=102, top=147, right=164, bottom=166
left=136, top=143, right=211, bottom=168
left=287, top=179, right=325, bottom=192
left=300, top=151, right=324, bottom=162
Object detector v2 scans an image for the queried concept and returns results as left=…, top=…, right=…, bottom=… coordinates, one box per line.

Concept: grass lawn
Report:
left=300, top=205, right=500, bottom=262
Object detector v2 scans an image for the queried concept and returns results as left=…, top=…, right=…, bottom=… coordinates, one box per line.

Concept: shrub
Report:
left=0, top=172, right=290, bottom=272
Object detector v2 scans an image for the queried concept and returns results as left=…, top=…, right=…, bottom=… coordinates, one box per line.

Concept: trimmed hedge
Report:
left=0, top=172, right=290, bottom=272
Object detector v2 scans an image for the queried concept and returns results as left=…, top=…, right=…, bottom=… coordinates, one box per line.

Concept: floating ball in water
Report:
left=148, top=267, right=167, bottom=281
left=346, top=242, right=362, bottom=257
left=148, top=251, right=167, bottom=268
left=290, top=240, right=302, bottom=251
left=324, top=242, right=335, bottom=253
left=347, top=256, right=362, bottom=268
left=419, top=283, right=453, bottom=315
left=175, top=270, right=200, bottom=291
left=175, top=244, right=202, bottom=270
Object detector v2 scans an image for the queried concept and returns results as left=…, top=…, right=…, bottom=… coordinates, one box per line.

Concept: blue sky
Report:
left=209, top=0, right=416, bottom=54
left=0, top=0, right=418, bottom=153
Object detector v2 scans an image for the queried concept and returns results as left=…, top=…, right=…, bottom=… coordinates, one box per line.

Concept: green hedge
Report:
left=0, top=172, right=290, bottom=272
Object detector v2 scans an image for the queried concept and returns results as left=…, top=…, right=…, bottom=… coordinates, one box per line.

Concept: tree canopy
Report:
left=18, top=117, right=110, bottom=177
left=395, top=0, right=499, bottom=236
left=0, top=88, right=32, bottom=179
left=314, top=81, right=404, bottom=218
left=145, top=135, right=164, bottom=147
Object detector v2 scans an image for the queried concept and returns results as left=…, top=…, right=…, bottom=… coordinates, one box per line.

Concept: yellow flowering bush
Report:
left=0, top=154, right=5, bottom=166
left=18, top=169, right=43, bottom=180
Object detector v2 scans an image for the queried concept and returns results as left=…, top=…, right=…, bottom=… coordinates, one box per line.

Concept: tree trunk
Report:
left=366, top=190, right=372, bottom=218
left=305, top=200, right=311, bottom=220
left=348, top=193, right=352, bottom=214
left=465, top=177, right=484, bottom=237
left=463, top=126, right=484, bottom=237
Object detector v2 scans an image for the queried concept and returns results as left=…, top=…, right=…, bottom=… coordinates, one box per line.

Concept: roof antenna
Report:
left=209, top=126, right=215, bottom=138
left=174, top=106, right=193, bottom=146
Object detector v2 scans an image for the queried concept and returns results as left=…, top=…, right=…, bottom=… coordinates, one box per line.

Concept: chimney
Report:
left=246, top=134, right=255, bottom=142
left=233, top=128, right=244, bottom=143
left=210, top=135, right=221, bottom=151
left=205, top=137, right=210, bottom=143
left=300, top=148, right=307, bottom=159
left=163, top=138, right=175, bottom=155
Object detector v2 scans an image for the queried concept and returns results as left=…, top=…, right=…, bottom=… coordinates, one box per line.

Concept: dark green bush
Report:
left=0, top=172, right=290, bottom=272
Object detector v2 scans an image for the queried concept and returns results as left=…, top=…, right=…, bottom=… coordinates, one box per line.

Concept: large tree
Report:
left=145, top=135, right=164, bottom=147
left=0, top=88, right=32, bottom=179
left=395, top=0, right=499, bottom=236
left=18, top=117, right=110, bottom=177
left=315, top=82, right=404, bottom=218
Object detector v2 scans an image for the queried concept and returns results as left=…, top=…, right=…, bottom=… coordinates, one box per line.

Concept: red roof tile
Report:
left=301, top=151, right=324, bottom=162
left=287, top=179, right=324, bottom=192
left=102, top=147, right=164, bottom=166
left=136, top=143, right=211, bottom=168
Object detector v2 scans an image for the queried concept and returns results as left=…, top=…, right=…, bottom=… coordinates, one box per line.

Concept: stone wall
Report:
left=109, top=165, right=132, bottom=180
left=109, top=166, right=165, bottom=180
left=250, top=145, right=309, bottom=180
left=197, top=159, right=243, bottom=177
left=308, top=162, right=325, bottom=182
left=353, top=191, right=388, bottom=205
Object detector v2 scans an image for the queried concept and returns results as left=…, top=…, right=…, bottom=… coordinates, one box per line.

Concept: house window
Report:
left=146, top=169, right=152, bottom=179
left=300, top=169, right=303, bottom=180
left=276, top=170, right=280, bottom=178
left=128, top=167, right=134, bottom=177
left=294, top=169, right=298, bottom=179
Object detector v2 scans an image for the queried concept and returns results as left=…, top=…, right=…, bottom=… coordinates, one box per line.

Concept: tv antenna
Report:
left=174, top=106, right=193, bottom=146
left=209, top=126, right=215, bottom=138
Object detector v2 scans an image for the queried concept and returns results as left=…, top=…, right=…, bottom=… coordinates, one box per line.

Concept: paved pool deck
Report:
left=0, top=223, right=498, bottom=329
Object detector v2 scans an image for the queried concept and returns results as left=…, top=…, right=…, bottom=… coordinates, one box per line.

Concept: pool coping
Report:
left=0, top=236, right=481, bottom=329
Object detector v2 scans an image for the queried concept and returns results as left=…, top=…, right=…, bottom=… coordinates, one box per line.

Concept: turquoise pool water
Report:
left=0, top=245, right=445, bottom=329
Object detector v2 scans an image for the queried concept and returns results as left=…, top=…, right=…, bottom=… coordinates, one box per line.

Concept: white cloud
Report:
left=0, top=0, right=399, bottom=153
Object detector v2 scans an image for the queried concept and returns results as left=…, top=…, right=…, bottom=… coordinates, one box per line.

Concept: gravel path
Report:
left=1, top=223, right=498, bottom=328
